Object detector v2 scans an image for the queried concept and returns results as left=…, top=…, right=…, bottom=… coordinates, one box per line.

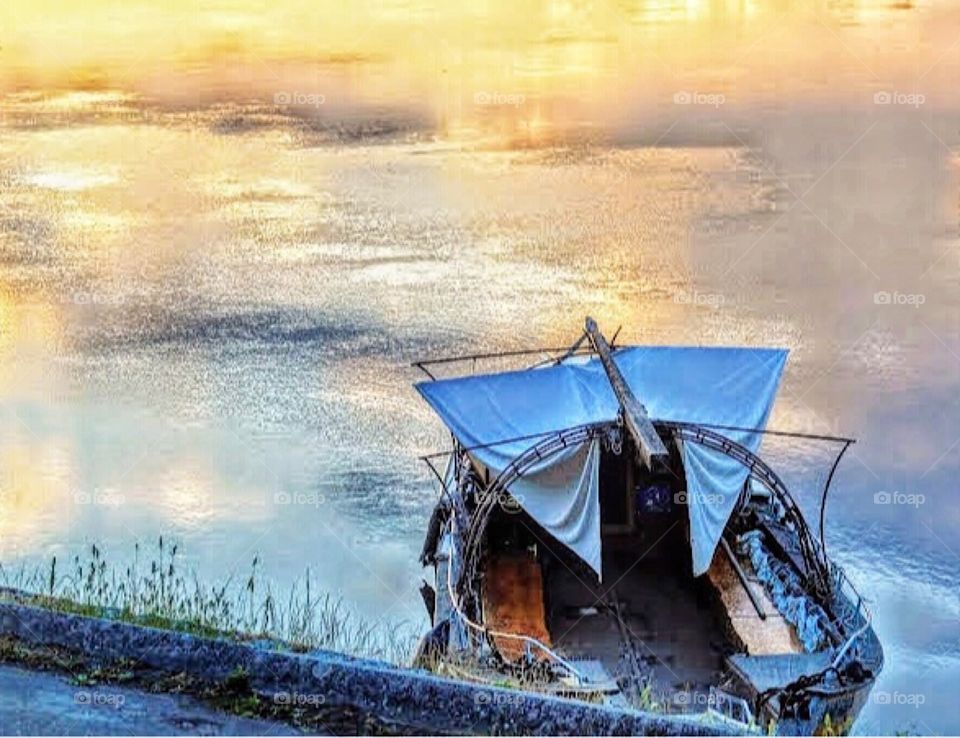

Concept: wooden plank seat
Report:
left=707, top=549, right=804, bottom=656
left=482, top=552, right=552, bottom=661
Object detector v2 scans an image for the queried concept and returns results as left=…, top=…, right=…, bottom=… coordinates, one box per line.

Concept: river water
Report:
left=1, top=1, right=959, bottom=733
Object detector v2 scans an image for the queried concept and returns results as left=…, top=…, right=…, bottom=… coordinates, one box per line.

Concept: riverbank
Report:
left=0, top=591, right=748, bottom=736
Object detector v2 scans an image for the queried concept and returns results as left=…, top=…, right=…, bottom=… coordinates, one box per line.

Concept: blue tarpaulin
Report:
left=417, top=346, right=787, bottom=577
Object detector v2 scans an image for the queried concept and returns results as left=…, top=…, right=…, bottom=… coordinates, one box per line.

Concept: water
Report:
left=1, top=1, right=959, bottom=733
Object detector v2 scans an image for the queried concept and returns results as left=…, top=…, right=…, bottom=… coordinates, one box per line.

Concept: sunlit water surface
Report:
left=1, top=1, right=960, bottom=733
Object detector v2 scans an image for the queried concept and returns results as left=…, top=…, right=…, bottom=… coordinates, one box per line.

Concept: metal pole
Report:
left=720, top=538, right=767, bottom=621
left=818, top=440, right=854, bottom=557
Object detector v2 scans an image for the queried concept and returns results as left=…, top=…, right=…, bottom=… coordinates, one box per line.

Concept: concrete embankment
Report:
left=0, top=597, right=749, bottom=736
left=0, top=662, right=300, bottom=736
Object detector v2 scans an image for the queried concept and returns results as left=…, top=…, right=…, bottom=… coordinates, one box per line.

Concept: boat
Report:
left=411, top=318, right=882, bottom=735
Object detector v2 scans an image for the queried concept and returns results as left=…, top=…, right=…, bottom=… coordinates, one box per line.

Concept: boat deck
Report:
left=543, top=532, right=730, bottom=710
left=706, top=550, right=803, bottom=656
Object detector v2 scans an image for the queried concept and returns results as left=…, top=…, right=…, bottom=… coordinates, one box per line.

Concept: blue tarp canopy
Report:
left=416, top=346, right=787, bottom=577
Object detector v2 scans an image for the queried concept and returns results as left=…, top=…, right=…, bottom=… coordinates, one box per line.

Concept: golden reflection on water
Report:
left=0, top=97, right=763, bottom=546
left=1, top=6, right=959, bottom=730
left=3, top=0, right=957, bottom=136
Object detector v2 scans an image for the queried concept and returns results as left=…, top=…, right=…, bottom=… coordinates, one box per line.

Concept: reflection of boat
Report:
left=412, top=318, right=882, bottom=735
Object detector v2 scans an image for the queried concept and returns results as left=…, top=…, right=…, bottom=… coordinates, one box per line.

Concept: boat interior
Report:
left=480, top=437, right=804, bottom=711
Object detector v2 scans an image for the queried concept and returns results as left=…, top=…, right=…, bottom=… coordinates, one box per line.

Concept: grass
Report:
left=817, top=713, right=855, bottom=737
left=434, top=650, right=660, bottom=708
left=0, top=538, right=418, bottom=665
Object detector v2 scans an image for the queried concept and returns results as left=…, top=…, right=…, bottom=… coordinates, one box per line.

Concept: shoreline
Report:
left=0, top=591, right=748, bottom=736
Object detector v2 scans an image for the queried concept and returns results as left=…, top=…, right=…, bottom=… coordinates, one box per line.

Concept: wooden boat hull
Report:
left=411, top=322, right=883, bottom=736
